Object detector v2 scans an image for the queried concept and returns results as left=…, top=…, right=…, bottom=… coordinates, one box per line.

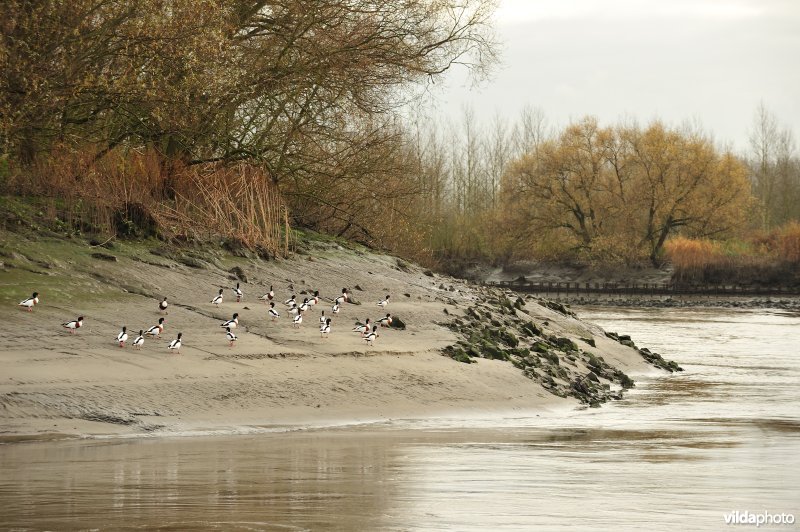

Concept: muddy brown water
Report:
left=1, top=307, right=799, bottom=530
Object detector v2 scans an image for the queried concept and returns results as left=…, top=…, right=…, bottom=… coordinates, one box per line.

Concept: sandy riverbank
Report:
left=0, top=232, right=661, bottom=441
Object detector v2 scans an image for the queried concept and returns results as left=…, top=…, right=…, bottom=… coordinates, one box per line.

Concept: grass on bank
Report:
left=665, top=225, right=800, bottom=286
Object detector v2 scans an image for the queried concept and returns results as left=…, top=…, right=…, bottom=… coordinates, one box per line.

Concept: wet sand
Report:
left=0, top=235, right=654, bottom=440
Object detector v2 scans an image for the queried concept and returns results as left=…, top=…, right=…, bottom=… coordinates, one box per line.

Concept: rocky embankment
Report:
left=556, top=296, right=800, bottom=310
left=441, top=294, right=683, bottom=408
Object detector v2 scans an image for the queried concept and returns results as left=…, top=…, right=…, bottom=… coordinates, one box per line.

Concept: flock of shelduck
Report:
left=17, top=282, right=395, bottom=354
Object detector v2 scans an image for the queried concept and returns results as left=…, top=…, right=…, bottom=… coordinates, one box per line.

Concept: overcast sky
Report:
left=432, top=0, right=799, bottom=151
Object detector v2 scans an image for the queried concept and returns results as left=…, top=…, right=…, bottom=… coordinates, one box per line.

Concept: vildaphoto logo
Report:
left=724, top=510, right=795, bottom=527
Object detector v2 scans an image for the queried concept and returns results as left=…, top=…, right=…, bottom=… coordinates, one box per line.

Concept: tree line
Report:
left=1, top=0, right=497, bottom=249
left=398, top=106, right=800, bottom=270
left=2, top=1, right=797, bottom=271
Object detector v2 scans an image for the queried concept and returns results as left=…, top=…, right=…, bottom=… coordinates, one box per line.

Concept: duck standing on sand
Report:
left=268, top=302, right=280, bottom=320
left=320, top=318, right=332, bottom=338
left=145, top=317, right=165, bottom=337
left=62, top=316, right=83, bottom=334
left=363, top=326, right=379, bottom=346
left=299, top=298, right=310, bottom=312
left=259, top=286, right=275, bottom=303
left=159, top=297, right=168, bottom=314
left=18, top=292, right=39, bottom=312
left=293, top=310, right=303, bottom=328
left=308, top=290, right=320, bottom=307
left=132, top=330, right=145, bottom=350
left=332, top=302, right=340, bottom=314
left=233, top=282, right=243, bottom=302
left=225, top=327, right=237, bottom=347
left=289, top=302, right=300, bottom=316
left=319, top=310, right=327, bottom=326
left=168, top=333, right=182, bottom=354
left=211, top=288, right=224, bottom=307
left=116, top=326, right=128, bottom=348
left=220, top=313, right=239, bottom=329
left=284, top=294, right=296, bottom=307
left=334, top=288, right=349, bottom=306
left=353, top=318, right=371, bottom=336
left=377, top=295, right=390, bottom=308
left=378, top=314, right=392, bottom=327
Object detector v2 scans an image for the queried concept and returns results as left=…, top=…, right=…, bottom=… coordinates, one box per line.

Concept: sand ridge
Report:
left=0, top=235, right=655, bottom=440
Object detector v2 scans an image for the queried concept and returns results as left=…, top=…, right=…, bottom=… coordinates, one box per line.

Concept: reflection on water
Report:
left=1, top=307, right=799, bottom=530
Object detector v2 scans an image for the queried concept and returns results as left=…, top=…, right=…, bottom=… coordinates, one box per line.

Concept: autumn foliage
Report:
left=665, top=226, right=800, bottom=285
left=500, top=119, right=754, bottom=266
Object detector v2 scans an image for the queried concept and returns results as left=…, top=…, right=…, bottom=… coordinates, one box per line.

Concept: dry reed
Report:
left=5, top=146, right=291, bottom=256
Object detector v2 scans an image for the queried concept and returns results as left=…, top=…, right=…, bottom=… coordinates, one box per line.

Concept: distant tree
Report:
left=747, top=103, right=800, bottom=228
left=502, top=119, right=754, bottom=265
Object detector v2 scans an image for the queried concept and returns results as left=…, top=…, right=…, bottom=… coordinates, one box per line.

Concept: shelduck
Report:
left=308, top=290, right=319, bottom=306
left=259, top=285, right=275, bottom=303
left=268, top=302, right=280, bottom=320
left=334, top=288, right=349, bottom=306
left=116, top=326, right=128, bottom=348
left=159, top=297, right=168, bottom=314
left=233, top=282, right=243, bottom=302
left=132, top=330, right=145, bottom=350
left=284, top=294, right=296, bottom=307
left=145, top=317, right=165, bottom=337
left=299, top=298, right=309, bottom=312
left=377, top=295, right=390, bottom=307
left=62, top=316, right=83, bottom=334
left=220, top=313, right=239, bottom=329
left=332, top=302, right=340, bottom=314
left=320, top=318, right=332, bottom=338
left=18, top=292, right=39, bottom=312
left=363, top=326, right=378, bottom=346
left=168, top=333, right=182, bottom=354
left=378, top=314, right=393, bottom=327
left=225, top=327, right=237, bottom=347
left=353, top=318, right=371, bottom=335
left=293, top=311, right=303, bottom=328
left=319, top=310, right=326, bottom=326
left=211, top=288, right=224, bottom=306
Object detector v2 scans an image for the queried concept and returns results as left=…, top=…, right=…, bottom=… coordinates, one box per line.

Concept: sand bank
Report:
left=0, top=233, right=660, bottom=441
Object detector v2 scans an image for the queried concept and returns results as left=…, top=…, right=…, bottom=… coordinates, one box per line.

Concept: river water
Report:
left=1, top=307, right=799, bottom=530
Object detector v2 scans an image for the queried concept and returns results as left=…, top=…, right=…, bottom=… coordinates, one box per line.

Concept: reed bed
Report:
left=4, top=146, right=291, bottom=256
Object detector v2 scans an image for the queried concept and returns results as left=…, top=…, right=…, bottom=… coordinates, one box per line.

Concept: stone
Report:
left=228, top=266, right=248, bottom=283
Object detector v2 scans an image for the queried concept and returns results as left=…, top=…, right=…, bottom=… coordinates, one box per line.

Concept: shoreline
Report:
left=0, top=231, right=670, bottom=444
left=561, top=296, right=800, bottom=311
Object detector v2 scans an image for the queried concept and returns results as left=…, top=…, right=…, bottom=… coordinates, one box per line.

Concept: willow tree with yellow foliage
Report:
left=500, top=118, right=754, bottom=265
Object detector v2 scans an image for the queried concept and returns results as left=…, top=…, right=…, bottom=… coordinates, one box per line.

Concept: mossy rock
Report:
left=497, top=328, right=519, bottom=348
left=479, top=341, right=508, bottom=361
left=552, top=337, right=578, bottom=351
left=532, top=341, right=550, bottom=353
left=543, top=351, right=560, bottom=366
left=616, top=371, right=635, bottom=389
left=510, top=347, right=530, bottom=358
left=667, top=360, right=684, bottom=372
left=443, top=345, right=475, bottom=364
left=520, top=321, right=542, bottom=337
left=523, top=355, right=540, bottom=367
left=580, top=337, right=596, bottom=347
